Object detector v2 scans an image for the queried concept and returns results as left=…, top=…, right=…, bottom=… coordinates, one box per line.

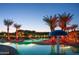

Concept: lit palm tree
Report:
left=43, top=15, right=58, bottom=32
left=71, top=24, right=78, bottom=43
left=4, top=19, right=13, bottom=40
left=58, top=13, right=73, bottom=31
left=43, top=15, right=58, bottom=55
left=14, top=23, right=21, bottom=42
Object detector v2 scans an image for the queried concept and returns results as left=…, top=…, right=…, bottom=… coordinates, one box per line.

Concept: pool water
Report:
left=0, top=39, right=79, bottom=55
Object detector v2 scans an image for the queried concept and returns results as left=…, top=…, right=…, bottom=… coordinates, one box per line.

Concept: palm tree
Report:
left=4, top=19, right=13, bottom=40
left=72, top=24, right=78, bottom=31
left=14, top=23, right=21, bottom=42
left=43, top=15, right=58, bottom=55
left=43, top=15, right=58, bottom=32
left=58, top=13, right=73, bottom=31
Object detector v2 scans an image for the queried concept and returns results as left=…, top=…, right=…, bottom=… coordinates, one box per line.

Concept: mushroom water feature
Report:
left=49, top=30, right=67, bottom=54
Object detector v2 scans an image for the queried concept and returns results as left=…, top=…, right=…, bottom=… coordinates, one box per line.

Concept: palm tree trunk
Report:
left=15, top=29, right=19, bottom=50
left=52, top=28, right=54, bottom=31
left=16, top=29, right=18, bottom=42
left=63, top=25, right=66, bottom=31
left=50, top=25, right=54, bottom=32
left=50, top=26, right=52, bottom=32
left=7, top=26, right=10, bottom=40
left=73, top=28, right=75, bottom=31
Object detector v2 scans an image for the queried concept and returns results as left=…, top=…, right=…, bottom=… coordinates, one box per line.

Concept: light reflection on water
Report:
left=0, top=39, right=79, bottom=55
left=0, top=42, right=51, bottom=55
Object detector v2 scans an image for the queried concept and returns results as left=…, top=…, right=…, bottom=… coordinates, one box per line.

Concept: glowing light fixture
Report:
left=27, top=44, right=36, bottom=47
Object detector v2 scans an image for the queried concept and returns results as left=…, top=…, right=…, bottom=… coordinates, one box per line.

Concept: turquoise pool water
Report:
left=0, top=38, right=79, bottom=55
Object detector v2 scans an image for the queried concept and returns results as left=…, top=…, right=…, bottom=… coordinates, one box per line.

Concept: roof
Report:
left=49, top=30, right=67, bottom=36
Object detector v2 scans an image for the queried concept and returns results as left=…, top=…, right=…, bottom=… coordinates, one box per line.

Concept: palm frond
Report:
left=4, top=19, right=13, bottom=26
left=72, top=24, right=78, bottom=28
left=14, top=23, right=21, bottom=29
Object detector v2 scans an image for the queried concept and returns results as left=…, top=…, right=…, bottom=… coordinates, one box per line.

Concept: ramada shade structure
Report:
left=34, top=30, right=67, bottom=45
left=49, top=30, right=67, bottom=54
left=49, top=30, right=67, bottom=37
left=33, top=30, right=67, bottom=54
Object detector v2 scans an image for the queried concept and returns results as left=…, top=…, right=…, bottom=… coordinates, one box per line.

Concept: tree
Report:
left=58, top=13, right=73, bottom=31
left=4, top=19, right=13, bottom=40
left=43, top=15, right=58, bottom=55
left=72, top=24, right=78, bottom=31
left=14, top=23, right=21, bottom=42
left=43, top=15, right=58, bottom=32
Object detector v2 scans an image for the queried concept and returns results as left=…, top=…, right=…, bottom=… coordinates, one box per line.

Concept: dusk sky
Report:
left=0, top=3, right=79, bottom=32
